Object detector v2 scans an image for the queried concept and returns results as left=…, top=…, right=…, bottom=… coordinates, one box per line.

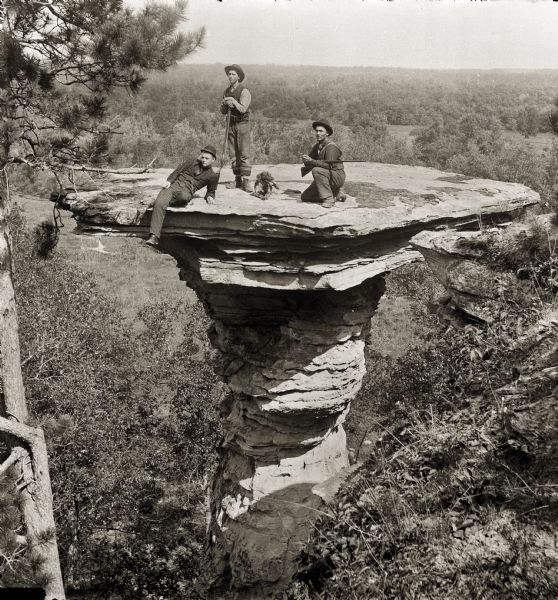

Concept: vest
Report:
left=316, top=141, right=344, bottom=170
left=223, top=83, right=250, bottom=122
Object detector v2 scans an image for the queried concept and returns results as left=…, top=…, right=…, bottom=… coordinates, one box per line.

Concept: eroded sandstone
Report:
left=54, top=163, right=539, bottom=598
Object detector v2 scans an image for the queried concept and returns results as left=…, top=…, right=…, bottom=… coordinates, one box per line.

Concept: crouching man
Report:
left=301, top=119, right=345, bottom=208
left=146, top=145, right=218, bottom=248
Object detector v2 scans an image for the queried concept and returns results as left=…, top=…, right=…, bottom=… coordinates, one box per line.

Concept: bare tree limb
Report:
left=0, top=417, right=42, bottom=447
left=0, top=447, right=27, bottom=476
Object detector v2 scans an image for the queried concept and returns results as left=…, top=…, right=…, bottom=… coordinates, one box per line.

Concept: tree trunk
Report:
left=0, top=176, right=66, bottom=600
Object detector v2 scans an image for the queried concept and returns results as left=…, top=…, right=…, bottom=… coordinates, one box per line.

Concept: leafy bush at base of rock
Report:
left=457, top=215, right=558, bottom=294
left=289, top=263, right=558, bottom=600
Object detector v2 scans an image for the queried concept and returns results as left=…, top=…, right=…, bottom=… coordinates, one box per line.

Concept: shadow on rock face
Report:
left=205, top=481, right=326, bottom=599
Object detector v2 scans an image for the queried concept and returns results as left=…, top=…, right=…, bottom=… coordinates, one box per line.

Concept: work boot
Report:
left=322, top=197, right=336, bottom=208
left=241, top=177, right=253, bottom=193
left=146, top=234, right=159, bottom=248
left=227, top=176, right=242, bottom=189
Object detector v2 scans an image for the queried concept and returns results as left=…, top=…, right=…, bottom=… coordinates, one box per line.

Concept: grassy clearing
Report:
left=15, top=195, right=193, bottom=320
left=387, top=125, right=420, bottom=143
left=501, top=130, right=554, bottom=155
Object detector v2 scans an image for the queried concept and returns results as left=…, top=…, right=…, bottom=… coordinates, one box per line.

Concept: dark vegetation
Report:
left=4, top=208, right=223, bottom=598
left=5, top=64, right=558, bottom=597
left=288, top=224, right=558, bottom=599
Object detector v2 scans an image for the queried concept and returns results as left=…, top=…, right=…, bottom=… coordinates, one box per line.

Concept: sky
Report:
left=126, top=0, right=558, bottom=70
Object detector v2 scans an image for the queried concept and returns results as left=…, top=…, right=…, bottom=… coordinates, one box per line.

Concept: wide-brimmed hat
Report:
left=225, top=64, right=245, bottom=82
left=200, top=145, right=217, bottom=159
left=312, top=119, right=333, bottom=136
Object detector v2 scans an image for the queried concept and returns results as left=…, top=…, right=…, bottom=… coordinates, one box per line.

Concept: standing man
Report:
left=301, top=119, right=345, bottom=208
left=146, top=145, right=218, bottom=248
left=221, top=64, right=252, bottom=192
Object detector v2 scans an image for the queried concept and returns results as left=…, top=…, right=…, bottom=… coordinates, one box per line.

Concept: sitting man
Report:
left=301, top=119, right=345, bottom=208
left=146, top=145, right=218, bottom=248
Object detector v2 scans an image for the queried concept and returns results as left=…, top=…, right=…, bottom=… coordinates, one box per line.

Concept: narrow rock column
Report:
left=178, top=272, right=385, bottom=597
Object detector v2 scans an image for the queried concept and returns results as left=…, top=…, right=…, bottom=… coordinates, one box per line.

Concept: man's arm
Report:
left=223, top=88, right=252, bottom=114
left=301, top=165, right=311, bottom=177
left=205, top=173, right=219, bottom=202
left=301, top=144, right=320, bottom=176
left=167, top=161, right=188, bottom=184
left=309, top=144, right=342, bottom=169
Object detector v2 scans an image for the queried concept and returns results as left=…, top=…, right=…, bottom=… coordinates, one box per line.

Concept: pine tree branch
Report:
left=7, top=156, right=155, bottom=175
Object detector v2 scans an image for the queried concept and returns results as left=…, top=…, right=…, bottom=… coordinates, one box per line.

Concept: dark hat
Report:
left=200, top=145, right=217, bottom=159
left=312, top=119, right=333, bottom=136
left=225, top=64, right=245, bottom=82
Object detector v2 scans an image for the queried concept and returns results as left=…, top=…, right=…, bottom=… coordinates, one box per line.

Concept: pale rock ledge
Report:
left=54, top=163, right=539, bottom=598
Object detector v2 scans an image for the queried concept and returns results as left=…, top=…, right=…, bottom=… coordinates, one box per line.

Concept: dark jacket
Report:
left=301, top=140, right=344, bottom=177
left=167, top=161, right=218, bottom=199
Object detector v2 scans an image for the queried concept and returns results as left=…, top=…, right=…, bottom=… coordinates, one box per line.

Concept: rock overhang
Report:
left=55, top=163, right=539, bottom=292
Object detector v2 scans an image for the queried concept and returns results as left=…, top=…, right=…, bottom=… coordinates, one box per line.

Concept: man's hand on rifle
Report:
left=302, top=154, right=314, bottom=165
left=223, top=97, right=236, bottom=108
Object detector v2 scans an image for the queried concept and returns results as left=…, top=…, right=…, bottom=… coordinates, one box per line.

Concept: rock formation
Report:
left=410, top=215, right=555, bottom=323
left=410, top=216, right=558, bottom=537
left=54, top=163, right=539, bottom=598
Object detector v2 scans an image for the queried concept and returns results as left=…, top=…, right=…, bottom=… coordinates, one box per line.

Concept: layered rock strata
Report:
left=409, top=215, right=555, bottom=323
left=54, top=163, right=539, bottom=598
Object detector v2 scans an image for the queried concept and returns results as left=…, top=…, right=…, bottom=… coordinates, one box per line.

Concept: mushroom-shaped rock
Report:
left=54, top=163, right=539, bottom=598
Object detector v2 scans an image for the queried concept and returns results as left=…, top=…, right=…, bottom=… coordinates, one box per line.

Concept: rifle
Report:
left=301, top=159, right=365, bottom=177
left=217, top=109, right=231, bottom=182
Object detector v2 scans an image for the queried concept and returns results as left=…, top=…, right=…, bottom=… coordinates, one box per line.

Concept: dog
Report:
left=251, top=171, right=279, bottom=200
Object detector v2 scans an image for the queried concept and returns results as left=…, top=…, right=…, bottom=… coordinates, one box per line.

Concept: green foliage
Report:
left=0, top=472, right=36, bottom=588
left=107, top=65, right=558, bottom=137
left=10, top=210, right=222, bottom=597
left=32, top=220, right=59, bottom=258
left=516, top=105, right=542, bottom=138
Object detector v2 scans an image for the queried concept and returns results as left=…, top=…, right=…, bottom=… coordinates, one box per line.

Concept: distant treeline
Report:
left=109, top=64, right=558, bottom=135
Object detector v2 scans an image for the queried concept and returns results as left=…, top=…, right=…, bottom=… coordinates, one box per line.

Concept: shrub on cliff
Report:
left=457, top=215, right=558, bottom=295
left=289, top=257, right=558, bottom=599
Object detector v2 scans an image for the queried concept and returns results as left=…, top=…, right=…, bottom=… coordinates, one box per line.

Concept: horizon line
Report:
left=178, top=62, right=558, bottom=73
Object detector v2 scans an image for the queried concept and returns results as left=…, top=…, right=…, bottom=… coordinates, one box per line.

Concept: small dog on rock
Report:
left=251, top=171, right=279, bottom=200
